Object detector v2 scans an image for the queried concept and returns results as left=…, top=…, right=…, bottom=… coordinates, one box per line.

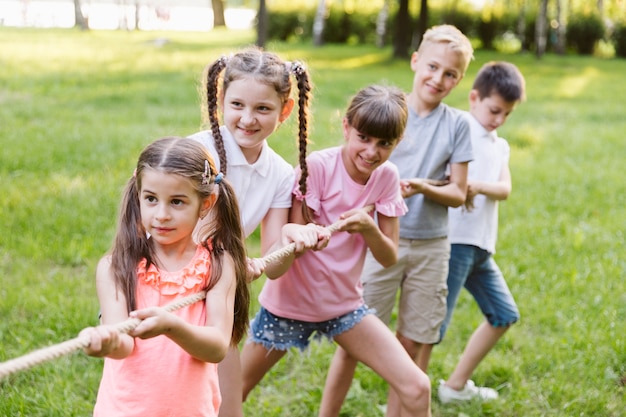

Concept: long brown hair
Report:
left=109, top=137, right=250, bottom=344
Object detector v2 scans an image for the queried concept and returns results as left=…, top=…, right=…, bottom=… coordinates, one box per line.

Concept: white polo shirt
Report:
left=448, top=113, right=510, bottom=254
left=189, top=127, right=294, bottom=237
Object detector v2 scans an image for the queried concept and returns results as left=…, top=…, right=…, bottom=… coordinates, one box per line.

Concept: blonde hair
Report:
left=418, top=25, right=475, bottom=74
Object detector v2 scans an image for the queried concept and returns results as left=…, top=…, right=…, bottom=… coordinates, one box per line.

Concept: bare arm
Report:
left=81, top=256, right=135, bottom=359
left=262, top=199, right=329, bottom=279
left=338, top=208, right=399, bottom=268
left=469, top=162, right=511, bottom=201
left=401, top=162, right=469, bottom=208
left=464, top=162, right=511, bottom=210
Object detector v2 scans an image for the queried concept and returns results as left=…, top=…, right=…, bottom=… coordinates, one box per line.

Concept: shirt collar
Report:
left=467, top=113, right=497, bottom=142
left=221, top=127, right=270, bottom=177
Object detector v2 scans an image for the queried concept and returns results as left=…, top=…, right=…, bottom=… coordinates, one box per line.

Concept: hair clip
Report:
left=291, top=61, right=305, bottom=76
left=214, top=172, right=223, bottom=185
left=202, top=160, right=210, bottom=185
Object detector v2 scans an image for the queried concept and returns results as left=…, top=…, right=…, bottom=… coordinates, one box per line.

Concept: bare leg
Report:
left=240, top=341, right=287, bottom=401
left=385, top=333, right=426, bottom=417
left=217, top=346, right=244, bottom=417
left=319, top=347, right=358, bottom=417
left=416, top=343, right=434, bottom=372
left=334, top=315, right=431, bottom=417
left=444, top=321, right=509, bottom=390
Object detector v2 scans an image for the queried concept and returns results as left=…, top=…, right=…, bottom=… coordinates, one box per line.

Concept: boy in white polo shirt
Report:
left=438, top=61, right=526, bottom=403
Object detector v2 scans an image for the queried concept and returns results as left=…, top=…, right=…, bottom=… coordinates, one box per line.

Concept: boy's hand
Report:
left=400, top=178, right=449, bottom=198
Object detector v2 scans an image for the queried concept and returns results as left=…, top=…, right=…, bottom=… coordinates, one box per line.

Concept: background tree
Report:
left=376, top=0, right=391, bottom=47
left=212, top=0, right=225, bottom=27
left=535, top=0, right=549, bottom=57
left=554, top=0, right=566, bottom=54
left=313, top=0, right=329, bottom=46
left=413, top=0, right=429, bottom=50
left=73, top=0, right=88, bottom=30
left=257, top=0, right=268, bottom=47
left=392, top=0, right=411, bottom=58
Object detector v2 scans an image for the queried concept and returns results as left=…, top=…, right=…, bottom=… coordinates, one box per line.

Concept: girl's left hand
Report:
left=247, top=257, right=265, bottom=282
left=129, top=307, right=174, bottom=339
left=338, top=207, right=376, bottom=234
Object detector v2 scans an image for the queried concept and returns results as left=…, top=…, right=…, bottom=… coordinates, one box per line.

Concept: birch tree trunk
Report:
left=313, top=0, right=328, bottom=47
left=376, top=0, right=390, bottom=48
left=535, top=0, right=548, bottom=58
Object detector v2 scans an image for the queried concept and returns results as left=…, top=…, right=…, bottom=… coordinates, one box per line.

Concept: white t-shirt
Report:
left=448, top=113, right=510, bottom=254
left=188, top=127, right=294, bottom=237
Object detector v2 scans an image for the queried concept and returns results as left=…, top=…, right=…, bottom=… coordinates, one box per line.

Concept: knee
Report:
left=398, top=370, right=431, bottom=410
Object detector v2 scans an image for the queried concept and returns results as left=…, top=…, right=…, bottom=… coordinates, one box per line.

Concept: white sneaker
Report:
left=437, top=379, right=499, bottom=403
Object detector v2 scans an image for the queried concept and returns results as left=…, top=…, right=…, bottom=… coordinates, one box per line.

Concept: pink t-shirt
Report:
left=94, top=246, right=220, bottom=417
left=259, top=146, right=407, bottom=322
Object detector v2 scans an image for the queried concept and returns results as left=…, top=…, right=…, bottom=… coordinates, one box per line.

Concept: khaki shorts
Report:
left=361, top=237, right=449, bottom=344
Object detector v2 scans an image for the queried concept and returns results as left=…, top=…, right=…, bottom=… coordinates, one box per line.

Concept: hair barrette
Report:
left=214, top=172, right=223, bottom=185
left=201, top=160, right=210, bottom=185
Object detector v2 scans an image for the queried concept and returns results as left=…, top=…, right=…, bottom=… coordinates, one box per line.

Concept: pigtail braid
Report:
left=206, top=56, right=229, bottom=175
left=291, top=62, right=314, bottom=223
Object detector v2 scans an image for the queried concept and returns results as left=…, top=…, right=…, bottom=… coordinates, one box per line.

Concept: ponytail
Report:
left=197, top=177, right=249, bottom=345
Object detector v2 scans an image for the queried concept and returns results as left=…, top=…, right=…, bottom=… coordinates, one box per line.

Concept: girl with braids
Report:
left=241, top=85, right=432, bottom=416
left=80, top=137, right=250, bottom=417
left=188, top=47, right=326, bottom=417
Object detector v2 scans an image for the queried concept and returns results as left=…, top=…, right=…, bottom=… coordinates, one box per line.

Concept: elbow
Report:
left=378, top=254, right=398, bottom=268
left=211, top=345, right=229, bottom=363
left=449, top=194, right=466, bottom=208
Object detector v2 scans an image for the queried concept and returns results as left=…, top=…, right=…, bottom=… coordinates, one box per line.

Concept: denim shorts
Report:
left=247, top=305, right=373, bottom=352
left=439, top=244, right=520, bottom=341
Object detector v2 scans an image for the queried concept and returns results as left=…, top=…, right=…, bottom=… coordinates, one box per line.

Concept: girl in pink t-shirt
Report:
left=80, top=137, right=249, bottom=417
left=240, top=85, right=432, bottom=416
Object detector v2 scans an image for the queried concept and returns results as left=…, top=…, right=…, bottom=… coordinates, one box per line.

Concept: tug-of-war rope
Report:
left=0, top=205, right=374, bottom=381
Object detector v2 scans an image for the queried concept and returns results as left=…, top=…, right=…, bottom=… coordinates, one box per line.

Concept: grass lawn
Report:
left=0, top=27, right=624, bottom=416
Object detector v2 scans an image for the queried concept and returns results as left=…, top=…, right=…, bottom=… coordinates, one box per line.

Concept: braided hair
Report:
left=202, top=47, right=312, bottom=183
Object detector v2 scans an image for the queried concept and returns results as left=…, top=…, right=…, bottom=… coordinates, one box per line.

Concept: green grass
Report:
left=1, top=27, right=625, bottom=416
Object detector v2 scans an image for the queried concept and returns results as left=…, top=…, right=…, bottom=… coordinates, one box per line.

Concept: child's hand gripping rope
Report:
left=0, top=205, right=374, bottom=381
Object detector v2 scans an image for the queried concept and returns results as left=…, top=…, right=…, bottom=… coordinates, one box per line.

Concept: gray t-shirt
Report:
left=391, top=103, right=473, bottom=240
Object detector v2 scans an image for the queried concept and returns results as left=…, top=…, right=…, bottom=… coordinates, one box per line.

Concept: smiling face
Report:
left=139, top=168, right=211, bottom=250
left=341, top=118, right=399, bottom=185
left=469, top=90, right=518, bottom=132
left=221, top=77, right=293, bottom=164
left=409, top=42, right=465, bottom=113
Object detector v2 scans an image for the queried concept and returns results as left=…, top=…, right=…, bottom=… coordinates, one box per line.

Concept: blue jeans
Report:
left=439, top=244, right=520, bottom=341
left=248, top=305, right=373, bottom=352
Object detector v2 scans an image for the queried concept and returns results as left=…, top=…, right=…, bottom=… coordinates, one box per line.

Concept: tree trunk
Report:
left=73, top=0, right=88, bottom=30
left=412, top=0, right=429, bottom=50
left=517, top=0, right=527, bottom=52
left=256, top=0, right=268, bottom=48
left=313, top=0, right=328, bottom=47
left=535, top=0, right=548, bottom=58
left=555, top=0, right=566, bottom=54
left=211, top=0, right=225, bottom=27
left=376, top=0, right=390, bottom=48
left=392, top=0, right=411, bottom=58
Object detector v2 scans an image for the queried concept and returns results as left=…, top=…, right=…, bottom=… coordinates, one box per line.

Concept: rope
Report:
left=0, top=291, right=207, bottom=381
left=0, top=204, right=374, bottom=381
